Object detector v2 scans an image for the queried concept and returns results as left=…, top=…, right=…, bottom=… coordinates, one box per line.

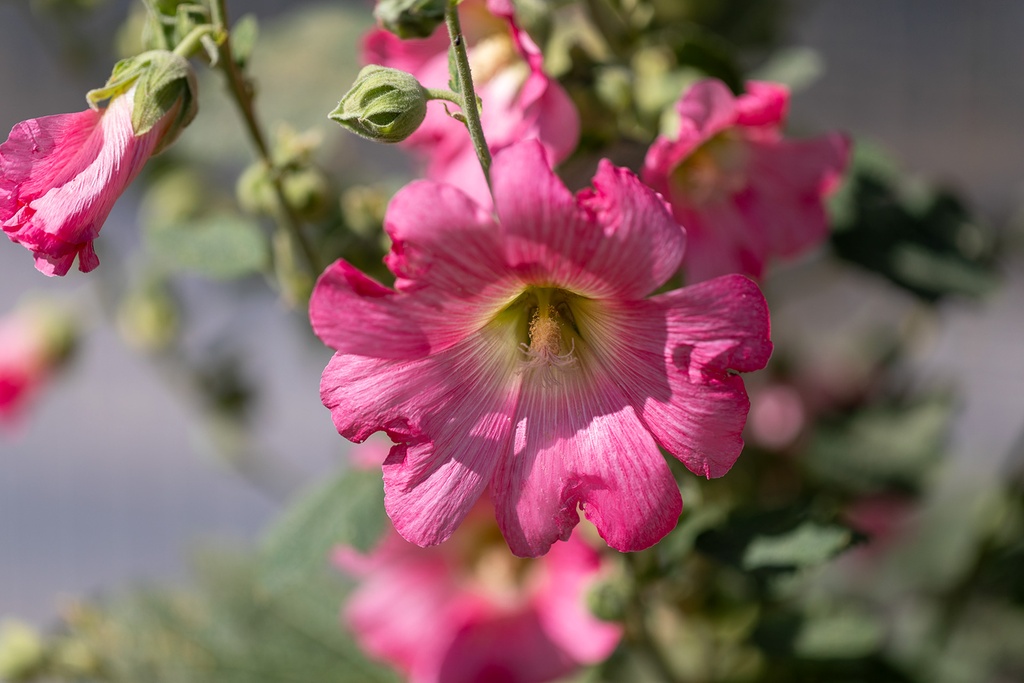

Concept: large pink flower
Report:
left=335, top=505, right=621, bottom=683
left=310, top=140, right=772, bottom=557
left=364, top=0, right=579, bottom=207
left=0, top=87, right=170, bottom=276
left=643, top=79, right=850, bottom=283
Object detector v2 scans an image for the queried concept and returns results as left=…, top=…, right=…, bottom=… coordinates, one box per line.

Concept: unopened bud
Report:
left=329, top=65, right=428, bottom=143
left=374, top=0, right=447, bottom=39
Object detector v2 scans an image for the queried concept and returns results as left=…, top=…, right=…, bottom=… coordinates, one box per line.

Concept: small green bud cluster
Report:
left=329, top=65, right=429, bottom=144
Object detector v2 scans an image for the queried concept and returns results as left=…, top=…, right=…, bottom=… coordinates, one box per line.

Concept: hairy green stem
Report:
left=209, top=0, right=324, bottom=279
left=444, top=1, right=492, bottom=189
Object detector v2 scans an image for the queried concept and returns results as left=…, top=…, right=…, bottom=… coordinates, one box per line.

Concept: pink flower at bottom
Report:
left=335, top=507, right=621, bottom=683
left=1, top=87, right=168, bottom=276
left=310, top=140, right=772, bottom=557
left=643, top=79, right=850, bottom=283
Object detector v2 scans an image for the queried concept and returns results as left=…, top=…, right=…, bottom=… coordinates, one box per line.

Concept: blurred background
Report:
left=1, top=0, right=1023, bottom=630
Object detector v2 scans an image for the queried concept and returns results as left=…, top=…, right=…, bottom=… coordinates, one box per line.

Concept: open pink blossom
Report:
left=364, top=0, right=579, bottom=207
left=1, top=87, right=171, bottom=276
left=642, top=79, right=850, bottom=283
left=310, top=140, right=772, bottom=557
left=335, top=505, right=621, bottom=683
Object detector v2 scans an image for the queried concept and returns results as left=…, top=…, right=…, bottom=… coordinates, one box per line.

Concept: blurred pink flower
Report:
left=1, top=87, right=169, bottom=276
left=310, top=140, right=772, bottom=557
left=335, top=508, right=621, bottom=683
left=0, top=303, right=74, bottom=425
left=363, top=0, right=579, bottom=207
left=643, top=79, right=850, bottom=283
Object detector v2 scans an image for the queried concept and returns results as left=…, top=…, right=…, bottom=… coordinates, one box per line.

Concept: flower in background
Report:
left=0, top=301, right=76, bottom=425
left=335, top=503, right=621, bottom=683
left=643, top=79, right=850, bottom=283
left=310, top=140, right=772, bottom=557
left=364, top=0, right=579, bottom=207
left=1, top=51, right=196, bottom=276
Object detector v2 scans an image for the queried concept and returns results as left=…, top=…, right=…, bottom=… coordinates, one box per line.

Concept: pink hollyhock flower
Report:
left=310, top=140, right=772, bottom=557
left=335, top=507, right=621, bottom=683
left=0, top=303, right=74, bottom=425
left=642, top=79, right=850, bottom=283
left=1, top=86, right=178, bottom=276
left=364, top=0, right=579, bottom=207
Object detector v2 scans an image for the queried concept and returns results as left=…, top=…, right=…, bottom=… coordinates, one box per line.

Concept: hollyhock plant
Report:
left=643, top=78, right=850, bottom=283
left=364, top=0, right=579, bottom=207
left=335, top=505, right=621, bottom=683
left=1, top=52, right=196, bottom=276
left=310, top=140, right=772, bottom=557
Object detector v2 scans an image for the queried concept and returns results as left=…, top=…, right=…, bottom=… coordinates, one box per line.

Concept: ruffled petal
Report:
left=491, top=353, right=682, bottom=557
left=590, top=275, right=771, bottom=478
left=743, top=133, right=850, bottom=257
left=734, top=81, right=789, bottom=128
left=382, top=327, right=522, bottom=548
left=493, top=141, right=683, bottom=298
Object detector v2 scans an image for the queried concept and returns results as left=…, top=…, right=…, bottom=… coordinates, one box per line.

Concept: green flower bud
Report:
left=329, top=65, right=429, bottom=144
left=374, top=0, right=447, bottom=39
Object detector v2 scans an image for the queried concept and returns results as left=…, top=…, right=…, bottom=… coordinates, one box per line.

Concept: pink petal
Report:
left=491, top=357, right=682, bottom=557
left=437, top=612, right=576, bottom=683
left=532, top=533, right=622, bottom=663
left=599, top=275, right=771, bottom=478
left=734, top=81, right=789, bottom=128
left=744, top=133, right=850, bottom=257
left=492, top=141, right=683, bottom=298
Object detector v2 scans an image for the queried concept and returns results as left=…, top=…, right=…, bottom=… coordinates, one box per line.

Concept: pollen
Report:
left=520, top=305, right=576, bottom=370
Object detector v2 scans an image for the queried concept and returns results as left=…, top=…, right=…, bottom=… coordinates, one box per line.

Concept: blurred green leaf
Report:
left=230, top=14, right=259, bottom=69
left=804, top=397, right=951, bottom=492
left=144, top=212, right=269, bottom=279
left=830, top=145, right=998, bottom=301
left=743, top=522, right=853, bottom=571
left=793, top=610, right=885, bottom=659
left=259, top=467, right=387, bottom=596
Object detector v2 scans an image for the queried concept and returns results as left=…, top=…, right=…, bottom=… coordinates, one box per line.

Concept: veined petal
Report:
left=493, top=141, right=683, bottom=298
left=310, top=260, right=431, bottom=359
left=588, top=275, right=771, bottom=478
left=492, top=359, right=682, bottom=557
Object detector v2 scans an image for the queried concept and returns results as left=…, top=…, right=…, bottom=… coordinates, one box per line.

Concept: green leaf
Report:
left=804, top=397, right=951, bottom=492
left=144, top=212, right=269, bottom=279
left=742, top=521, right=853, bottom=571
left=258, top=467, right=387, bottom=596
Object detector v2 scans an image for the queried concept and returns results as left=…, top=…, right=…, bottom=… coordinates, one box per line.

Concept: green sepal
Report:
left=329, top=65, right=428, bottom=143
left=85, top=50, right=198, bottom=153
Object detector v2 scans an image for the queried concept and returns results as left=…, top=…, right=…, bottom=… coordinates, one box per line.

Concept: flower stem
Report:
left=209, top=0, right=324, bottom=279
left=444, top=1, right=492, bottom=189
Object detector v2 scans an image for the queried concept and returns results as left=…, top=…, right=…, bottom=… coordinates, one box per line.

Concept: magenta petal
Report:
left=493, top=141, right=683, bottom=298
left=619, top=275, right=772, bottom=478
left=734, top=81, right=789, bottom=127
left=493, top=364, right=682, bottom=557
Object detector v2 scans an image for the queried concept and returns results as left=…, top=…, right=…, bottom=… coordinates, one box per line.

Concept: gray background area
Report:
left=2, top=0, right=1024, bottom=625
